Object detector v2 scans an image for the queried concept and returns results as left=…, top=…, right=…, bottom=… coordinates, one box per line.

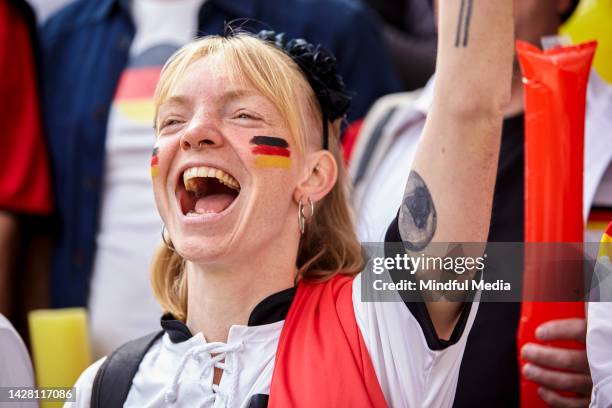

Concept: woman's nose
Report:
left=180, top=120, right=224, bottom=151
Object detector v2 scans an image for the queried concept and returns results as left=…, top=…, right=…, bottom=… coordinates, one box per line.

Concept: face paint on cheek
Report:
left=250, top=136, right=291, bottom=169
left=150, top=146, right=159, bottom=177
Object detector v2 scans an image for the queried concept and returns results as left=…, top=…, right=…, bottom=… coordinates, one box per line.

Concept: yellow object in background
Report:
left=561, top=0, right=612, bottom=83
left=28, top=308, right=92, bottom=408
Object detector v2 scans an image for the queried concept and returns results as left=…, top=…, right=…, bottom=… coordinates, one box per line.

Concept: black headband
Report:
left=255, top=30, right=352, bottom=149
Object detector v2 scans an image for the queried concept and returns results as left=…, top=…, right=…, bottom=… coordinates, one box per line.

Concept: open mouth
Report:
left=179, top=166, right=241, bottom=216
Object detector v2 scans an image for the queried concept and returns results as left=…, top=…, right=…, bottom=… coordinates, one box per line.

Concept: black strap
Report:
left=91, top=331, right=164, bottom=408
left=248, top=394, right=269, bottom=407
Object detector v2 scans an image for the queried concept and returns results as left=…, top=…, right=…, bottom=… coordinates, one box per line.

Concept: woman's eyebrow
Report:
left=221, top=89, right=262, bottom=103
left=159, top=95, right=190, bottom=110
left=162, top=90, right=262, bottom=109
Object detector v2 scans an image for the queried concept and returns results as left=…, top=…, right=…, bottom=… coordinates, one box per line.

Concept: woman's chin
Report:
left=174, top=237, right=232, bottom=265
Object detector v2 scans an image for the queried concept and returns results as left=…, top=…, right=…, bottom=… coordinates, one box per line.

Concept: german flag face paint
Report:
left=150, top=146, right=159, bottom=177
left=250, top=136, right=291, bottom=169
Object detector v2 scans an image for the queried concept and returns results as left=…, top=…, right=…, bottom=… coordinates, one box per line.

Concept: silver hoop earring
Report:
left=298, top=197, right=315, bottom=234
left=161, top=225, right=175, bottom=252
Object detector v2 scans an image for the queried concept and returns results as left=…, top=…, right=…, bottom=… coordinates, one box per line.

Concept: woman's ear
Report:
left=293, top=150, right=338, bottom=204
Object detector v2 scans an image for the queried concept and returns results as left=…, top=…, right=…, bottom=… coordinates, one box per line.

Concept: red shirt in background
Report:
left=341, top=119, right=363, bottom=165
left=0, top=1, right=52, bottom=215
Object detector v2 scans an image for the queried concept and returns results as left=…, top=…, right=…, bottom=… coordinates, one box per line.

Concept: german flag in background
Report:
left=113, top=44, right=177, bottom=124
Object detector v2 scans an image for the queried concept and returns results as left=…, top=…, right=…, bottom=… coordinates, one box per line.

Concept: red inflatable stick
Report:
left=517, top=40, right=596, bottom=407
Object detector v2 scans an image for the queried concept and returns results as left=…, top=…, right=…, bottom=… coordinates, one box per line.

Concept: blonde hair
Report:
left=151, top=33, right=363, bottom=320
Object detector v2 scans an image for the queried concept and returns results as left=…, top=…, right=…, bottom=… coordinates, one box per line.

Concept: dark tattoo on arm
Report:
left=454, top=0, right=474, bottom=47
left=399, top=171, right=437, bottom=251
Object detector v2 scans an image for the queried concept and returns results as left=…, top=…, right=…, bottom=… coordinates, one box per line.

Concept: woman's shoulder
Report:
left=64, top=357, right=106, bottom=408
left=66, top=331, right=165, bottom=408
left=299, top=272, right=357, bottom=292
left=293, top=273, right=358, bottom=314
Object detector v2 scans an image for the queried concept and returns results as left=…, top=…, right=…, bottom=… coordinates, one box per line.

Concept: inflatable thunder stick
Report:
left=516, top=40, right=596, bottom=407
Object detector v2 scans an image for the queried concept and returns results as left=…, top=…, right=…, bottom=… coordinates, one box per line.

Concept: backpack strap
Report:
left=91, top=330, right=164, bottom=408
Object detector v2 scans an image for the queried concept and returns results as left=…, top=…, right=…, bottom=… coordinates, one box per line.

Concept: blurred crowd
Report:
left=1, top=0, right=611, bottom=407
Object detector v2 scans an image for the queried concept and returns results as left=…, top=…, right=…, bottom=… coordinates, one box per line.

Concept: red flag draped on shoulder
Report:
left=269, top=274, right=387, bottom=407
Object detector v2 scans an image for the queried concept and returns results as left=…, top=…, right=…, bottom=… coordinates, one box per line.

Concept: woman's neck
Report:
left=185, top=245, right=297, bottom=343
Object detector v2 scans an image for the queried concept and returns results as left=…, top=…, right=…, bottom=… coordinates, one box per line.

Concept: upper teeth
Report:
left=183, top=166, right=240, bottom=192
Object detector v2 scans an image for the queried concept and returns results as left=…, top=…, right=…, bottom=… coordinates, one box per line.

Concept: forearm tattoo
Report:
left=399, top=171, right=437, bottom=251
left=454, top=0, right=474, bottom=47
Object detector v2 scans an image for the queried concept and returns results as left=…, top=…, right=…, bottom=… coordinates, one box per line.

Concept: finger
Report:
left=536, top=319, right=586, bottom=343
left=537, top=387, right=590, bottom=408
left=522, top=343, right=590, bottom=373
left=523, top=364, right=592, bottom=395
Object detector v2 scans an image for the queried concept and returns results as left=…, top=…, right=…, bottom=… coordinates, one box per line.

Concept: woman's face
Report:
left=153, top=53, right=307, bottom=264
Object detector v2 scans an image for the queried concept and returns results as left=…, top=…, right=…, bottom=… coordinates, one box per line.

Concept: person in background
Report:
left=0, top=313, right=36, bottom=408
left=39, top=0, right=401, bottom=357
left=363, top=0, right=437, bottom=91
left=587, top=222, right=612, bottom=407
left=26, top=0, right=74, bottom=23
left=0, top=0, right=53, bottom=321
left=352, top=0, right=611, bottom=406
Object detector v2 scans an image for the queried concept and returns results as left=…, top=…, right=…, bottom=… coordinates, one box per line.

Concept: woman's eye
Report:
left=161, top=119, right=182, bottom=130
left=235, top=112, right=259, bottom=121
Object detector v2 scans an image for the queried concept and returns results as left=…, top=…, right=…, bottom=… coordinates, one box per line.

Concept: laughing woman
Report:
left=68, top=1, right=512, bottom=407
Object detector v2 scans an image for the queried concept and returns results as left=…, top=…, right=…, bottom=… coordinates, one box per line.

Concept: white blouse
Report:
left=67, top=274, right=477, bottom=408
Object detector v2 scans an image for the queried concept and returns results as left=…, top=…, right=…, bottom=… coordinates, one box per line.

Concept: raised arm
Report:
left=398, top=0, right=513, bottom=337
